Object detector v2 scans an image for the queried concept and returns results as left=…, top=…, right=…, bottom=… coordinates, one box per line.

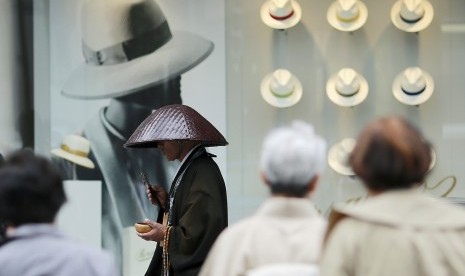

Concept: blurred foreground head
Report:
left=260, top=121, right=327, bottom=197
left=0, top=150, right=66, bottom=227
left=350, top=116, right=432, bottom=192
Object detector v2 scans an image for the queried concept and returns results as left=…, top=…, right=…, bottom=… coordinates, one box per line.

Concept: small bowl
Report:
left=135, top=222, right=152, bottom=233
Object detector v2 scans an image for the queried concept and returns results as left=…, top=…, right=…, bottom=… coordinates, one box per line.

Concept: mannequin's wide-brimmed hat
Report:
left=124, top=104, right=228, bottom=148
left=327, top=0, right=368, bottom=32
left=391, top=0, right=434, bottom=33
left=62, top=0, right=213, bottom=99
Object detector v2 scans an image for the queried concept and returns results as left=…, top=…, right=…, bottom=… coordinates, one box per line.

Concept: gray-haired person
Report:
left=200, top=121, right=327, bottom=276
left=0, top=150, right=117, bottom=276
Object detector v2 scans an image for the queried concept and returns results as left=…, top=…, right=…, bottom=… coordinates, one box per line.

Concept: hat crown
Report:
left=400, top=0, right=425, bottom=21
left=335, top=68, right=360, bottom=96
left=270, top=69, right=295, bottom=97
left=401, top=67, right=426, bottom=93
left=336, top=0, right=360, bottom=21
left=269, top=0, right=293, bottom=17
left=63, top=135, right=91, bottom=154
left=81, top=0, right=167, bottom=51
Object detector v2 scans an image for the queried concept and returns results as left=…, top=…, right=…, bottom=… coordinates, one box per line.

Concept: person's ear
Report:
left=260, top=171, right=271, bottom=188
left=307, top=175, right=319, bottom=197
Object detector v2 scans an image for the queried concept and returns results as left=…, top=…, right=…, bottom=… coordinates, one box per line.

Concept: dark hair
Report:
left=0, top=149, right=66, bottom=227
left=270, top=183, right=312, bottom=198
left=350, top=117, right=432, bottom=191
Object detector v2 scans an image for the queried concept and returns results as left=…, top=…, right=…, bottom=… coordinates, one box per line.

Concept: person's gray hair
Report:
left=260, top=121, right=326, bottom=187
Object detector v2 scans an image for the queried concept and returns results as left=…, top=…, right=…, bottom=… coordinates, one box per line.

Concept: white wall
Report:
left=0, top=0, right=23, bottom=154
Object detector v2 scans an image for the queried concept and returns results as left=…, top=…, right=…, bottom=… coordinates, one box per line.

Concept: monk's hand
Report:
left=136, top=219, right=166, bottom=242
left=146, top=184, right=167, bottom=208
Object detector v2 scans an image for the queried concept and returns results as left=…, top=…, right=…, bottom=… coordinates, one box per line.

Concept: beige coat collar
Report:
left=334, top=189, right=465, bottom=229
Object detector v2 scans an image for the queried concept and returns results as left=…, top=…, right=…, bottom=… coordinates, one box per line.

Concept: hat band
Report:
left=336, top=12, right=360, bottom=23
left=336, top=88, right=359, bottom=97
left=400, top=14, right=423, bottom=24
left=269, top=10, right=294, bottom=21
left=271, top=87, right=294, bottom=98
left=402, top=86, right=426, bottom=96
left=61, top=145, right=88, bottom=158
left=82, top=21, right=172, bottom=66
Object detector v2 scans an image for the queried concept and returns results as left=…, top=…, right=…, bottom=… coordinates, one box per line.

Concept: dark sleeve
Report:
left=168, top=158, right=228, bottom=275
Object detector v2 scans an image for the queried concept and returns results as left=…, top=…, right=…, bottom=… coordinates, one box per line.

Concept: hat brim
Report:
left=326, top=74, right=369, bottom=107
left=260, top=72, right=303, bottom=108
left=390, top=0, right=434, bottom=32
left=328, top=142, right=355, bottom=176
left=124, top=104, right=228, bottom=148
left=392, top=70, right=434, bottom=105
left=327, top=1, right=368, bottom=32
left=51, top=148, right=95, bottom=169
left=62, top=31, right=214, bottom=99
left=260, top=0, right=302, bottom=30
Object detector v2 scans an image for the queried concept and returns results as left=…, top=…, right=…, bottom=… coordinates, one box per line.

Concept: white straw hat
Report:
left=326, top=68, right=369, bottom=107
left=62, top=0, right=213, bottom=99
left=260, top=69, right=303, bottom=108
left=328, top=138, right=356, bottom=176
left=260, top=0, right=302, bottom=30
left=391, top=0, right=434, bottom=32
left=392, top=67, right=434, bottom=105
left=51, top=135, right=95, bottom=169
left=327, top=0, right=368, bottom=32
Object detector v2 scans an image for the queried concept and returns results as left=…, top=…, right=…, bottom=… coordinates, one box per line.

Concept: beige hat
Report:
left=328, top=138, right=356, bottom=176
left=260, top=69, right=303, bottom=108
left=326, top=68, right=369, bottom=107
left=392, top=67, right=434, bottom=106
left=391, top=0, right=434, bottom=32
left=260, top=0, right=302, bottom=30
left=327, top=0, right=368, bottom=32
left=51, top=135, right=95, bottom=169
left=62, top=0, right=213, bottom=99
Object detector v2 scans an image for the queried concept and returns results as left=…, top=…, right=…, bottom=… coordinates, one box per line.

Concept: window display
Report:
left=326, top=68, right=369, bottom=107
left=260, top=69, right=303, bottom=108
left=327, top=138, right=356, bottom=176
left=391, top=0, right=434, bottom=32
left=327, top=0, right=368, bottom=32
left=260, top=0, right=302, bottom=30
left=392, top=67, right=434, bottom=106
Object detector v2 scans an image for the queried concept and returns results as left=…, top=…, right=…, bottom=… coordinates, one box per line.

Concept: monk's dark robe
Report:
left=145, top=147, right=228, bottom=276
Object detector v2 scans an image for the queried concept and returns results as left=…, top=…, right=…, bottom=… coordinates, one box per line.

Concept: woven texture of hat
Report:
left=124, top=104, right=228, bottom=148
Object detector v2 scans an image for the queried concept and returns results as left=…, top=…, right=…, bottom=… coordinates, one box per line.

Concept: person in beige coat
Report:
left=200, top=121, right=327, bottom=276
left=320, top=116, right=465, bottom=276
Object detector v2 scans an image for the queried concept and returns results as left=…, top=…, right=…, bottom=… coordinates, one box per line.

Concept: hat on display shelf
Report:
left=327, top=0, right=368, bottom=32
left=51, top=135, right=95, bottom=169
left=326, top=68, right=368, bottom=107
left=392, top=67, right=434, bottom=106
left=391, top=0, right=434, bottom=32
left=260, top=69, right=303, bottom=108
left=124, top=104, right=228, bottom=148
left=328, top=138, right=356, bottom=176
left=62, top=0, right=213, bottom=99
left=260, top=0, right=302, bottom=30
